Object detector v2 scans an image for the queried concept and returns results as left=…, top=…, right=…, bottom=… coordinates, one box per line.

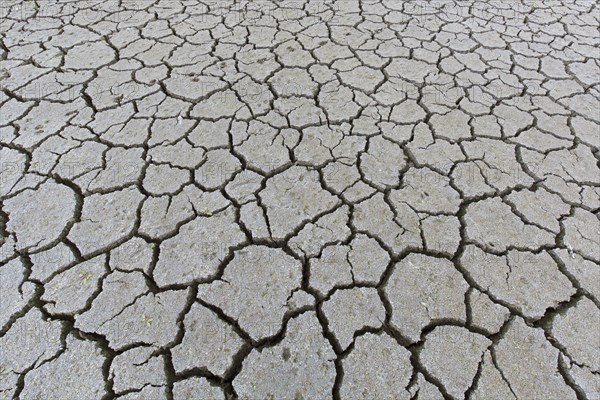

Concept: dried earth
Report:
left=0, top=0, right=599, bottom=399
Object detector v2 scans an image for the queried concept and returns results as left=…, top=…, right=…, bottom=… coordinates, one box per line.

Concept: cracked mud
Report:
left=1, top=0, right=599, bottom=399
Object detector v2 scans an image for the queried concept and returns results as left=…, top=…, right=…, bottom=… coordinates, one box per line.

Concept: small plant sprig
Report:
left=79, top=270, right=93, bottom=285
left=141, top=314, right=153, bottom=327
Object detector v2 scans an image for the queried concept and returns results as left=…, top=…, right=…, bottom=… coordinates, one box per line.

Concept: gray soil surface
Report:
left=1, top=1, right=599, bottom=399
